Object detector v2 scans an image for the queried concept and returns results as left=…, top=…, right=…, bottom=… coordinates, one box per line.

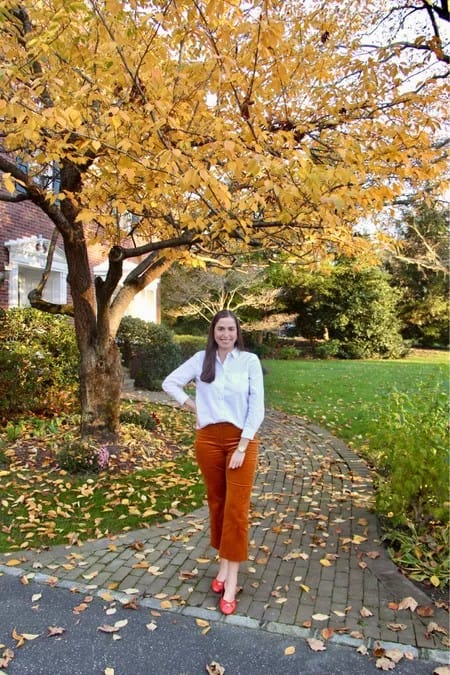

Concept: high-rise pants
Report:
left=194, top=422, right=258, bottom=562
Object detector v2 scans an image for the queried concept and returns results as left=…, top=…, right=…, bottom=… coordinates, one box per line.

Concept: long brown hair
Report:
left=200, top=310, right=244, bottom=383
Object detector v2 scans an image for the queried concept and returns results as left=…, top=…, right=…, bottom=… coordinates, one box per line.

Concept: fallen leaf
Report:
left=384, top=648, right=404, bottom=663
left=352, top=535, right=367, bottom=544
left=97, top=625, right=120, bottom=634
left=357, top=644, right=368, bottom=655
left=430, top=575, right=441, bottom=588
left=416, top=605, right=434, bottom=617
left=73, top=603, right=89, bottom=614
left=307, top=638, right=326, bottom=652
left=99, top=592, right=115, bottom=602
left=206, top=661, right=225, bottom=675
left=320, top=558, right=332, bottom=567
left=311, top=613, right=329, bottom=621
left=321, top=627, right=334, bottom=640
left=366, top=551, right=380, bottom=559
left=375, top=657, right=396, bottom=670
left=47, top=626, right=65, bottom=637
left=359, top=606, right=373, bottom=617
left=114, top=619, right=128, bottom=629
left=179, top=569, right=198, bottom=579
left=283, top=551, right=309, bottom=561
left=426, top=621, right=448, bottom=636
left=195, top=619, right=209, bottom=628
left=0, top=648, right=14, bottom=669
left=284, top=646, right=295, bottom=655
left=147, top=566, right=163, bottom=576
left=146, top=622, right=157, bottom=632
left=132, top=561, right=149, bottom=569
left=11, top=629, right=25, bottom=648
left=398, top=597, right=418, bottom=612
left=373, top=642, right=386, bottom=657
left=104, top=668, right=114, bottom=675
left=129, top=541, right=144, bottom=551
left=97, top=618, right=128, bottom=634
left=387, top=623, right=407, bottom=632
left=433, top=667, right=450, bottom=675
left=31, top=593, right=42, bottom=603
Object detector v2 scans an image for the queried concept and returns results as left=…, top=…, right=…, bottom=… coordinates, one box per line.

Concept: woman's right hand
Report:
left=183, top=397, right=196, bottom=412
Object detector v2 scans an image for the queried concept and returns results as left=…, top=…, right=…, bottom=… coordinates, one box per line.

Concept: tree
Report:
left=387, top=200, right=449, bottom=346
left=161, top=261, right=277, bottom=329
left=0, top=0, right=448, bottom=437
left=274, top=260, right=405, bottom=358
left=383, top=0, right=450, bottom=64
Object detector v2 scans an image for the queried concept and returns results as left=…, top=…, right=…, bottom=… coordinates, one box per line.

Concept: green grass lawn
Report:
left=262, top=350, right=449, bottom=453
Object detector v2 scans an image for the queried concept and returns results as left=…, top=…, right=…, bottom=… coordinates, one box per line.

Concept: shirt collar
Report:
left=216, top=348, right=239, bottom=362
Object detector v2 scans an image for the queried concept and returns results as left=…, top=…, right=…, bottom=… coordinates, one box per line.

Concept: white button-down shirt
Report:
left=162, top=349, right=264, bottom=439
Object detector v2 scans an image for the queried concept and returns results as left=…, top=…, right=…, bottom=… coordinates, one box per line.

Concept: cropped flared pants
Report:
left=194, top=423, right=258, bottom=562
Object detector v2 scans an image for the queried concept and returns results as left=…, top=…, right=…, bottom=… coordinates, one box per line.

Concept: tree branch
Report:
left=28, top=291, right=74, bottom=316
left=108, top=231, right=199, bottom=263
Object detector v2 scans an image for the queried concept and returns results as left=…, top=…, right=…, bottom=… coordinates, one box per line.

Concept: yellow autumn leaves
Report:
left=1, top=0, right=447, bottom=269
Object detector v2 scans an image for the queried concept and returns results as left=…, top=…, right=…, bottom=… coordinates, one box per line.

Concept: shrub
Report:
left=117, top=317, right=182, bottom=390
left=120, top=408, right=159, bottom=431
left=174, top=335, right=206, bottom=360
left=277, top=345, right=299, bottom=360
left=372, top=381, right=449, bottom=526
left=56, top=439, right=110, bottom=474
left=314, top=340, right=341, bottom=359
left=242, top=330, right=278, bottom=358
left=0, top=308, right=78, bottom=420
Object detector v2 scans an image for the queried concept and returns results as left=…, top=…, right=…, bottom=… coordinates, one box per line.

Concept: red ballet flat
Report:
left=211, top=578, right=225, bottom=594
left=219, top=596, right=237, bottom=615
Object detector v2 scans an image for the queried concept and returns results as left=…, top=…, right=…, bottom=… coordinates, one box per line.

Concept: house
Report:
left=0, top=176, right=160, bottom=322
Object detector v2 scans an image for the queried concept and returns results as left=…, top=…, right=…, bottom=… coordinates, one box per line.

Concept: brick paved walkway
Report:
left=1, top=396, right=448, bottom=663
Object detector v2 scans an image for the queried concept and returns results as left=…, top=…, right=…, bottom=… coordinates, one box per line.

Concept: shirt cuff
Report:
left=242, top=426, right=256, bottom=440
left=176, top=392, right=190, bottom=407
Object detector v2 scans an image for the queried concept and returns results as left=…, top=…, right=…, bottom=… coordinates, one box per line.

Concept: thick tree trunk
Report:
left=78, top=338, right=122, bottom=440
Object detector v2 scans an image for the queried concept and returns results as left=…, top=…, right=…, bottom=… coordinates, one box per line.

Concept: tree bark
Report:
left=78, top=339, right=122, bottom=440
left=61, top=219, right=124, bottom=441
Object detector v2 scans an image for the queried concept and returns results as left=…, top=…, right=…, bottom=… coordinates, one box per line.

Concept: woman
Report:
left=162, top=310, right=264, bottom=615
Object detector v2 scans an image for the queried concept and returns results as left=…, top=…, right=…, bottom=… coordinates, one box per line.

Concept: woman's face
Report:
left=214, top=316, right=238, bottom=352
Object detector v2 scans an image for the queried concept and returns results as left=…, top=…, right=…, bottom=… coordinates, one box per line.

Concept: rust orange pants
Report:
left=194, top=422, right=258, bottom=562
